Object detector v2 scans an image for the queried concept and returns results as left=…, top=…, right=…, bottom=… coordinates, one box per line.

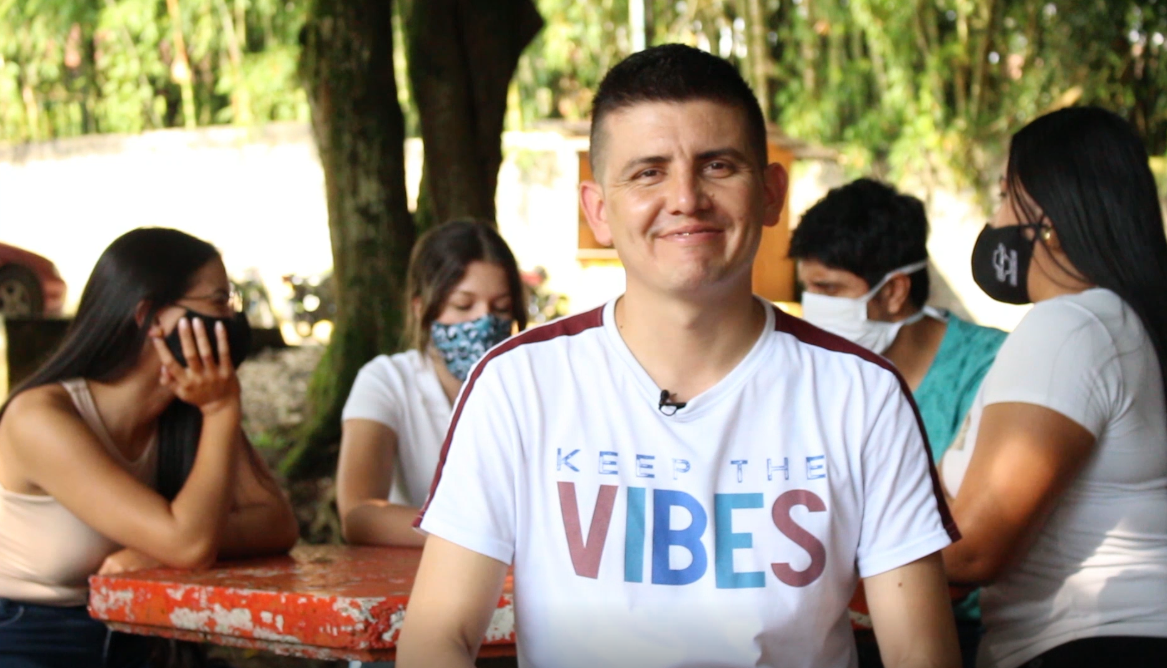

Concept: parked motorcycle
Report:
left=522, top=266, right=569, bottom=324
left=282, top=272, right=336, bottom=342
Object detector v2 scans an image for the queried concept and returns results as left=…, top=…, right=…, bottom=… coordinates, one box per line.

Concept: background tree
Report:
left=8, top=1, right=1167, bottom=194
left=510, top=0, right=1167, bottom=198
left=283, top=0, right=415, bottom=479
left=282, top=0, right=543, bottom=479
left=405, top=0, right=543, bottom=231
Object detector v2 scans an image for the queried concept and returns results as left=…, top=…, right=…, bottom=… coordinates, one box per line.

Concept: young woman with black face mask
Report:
left=335, top=220, right=527, bottom=552
left=939, top=107, right=1167, bottom=668
left=0, top=228, right=299, bottom=668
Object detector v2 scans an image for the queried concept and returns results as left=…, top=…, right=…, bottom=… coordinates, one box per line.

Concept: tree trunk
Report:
left=799, top=0, right=817, bottom=95
left=913, top=0, right=945, bottom=124
left=644, top=0, right=655, bottom=47
left=164, top=0, right=197, bottom=129
left=214, top=0, right=252, bottom=124
left=968, top=0, right=1000, bottom=129
left=630, top=0, right=647, bottom=52
left=407, top=0, right=543, bottom=226
left=286, top=0, right=416, bottom=480
left=746, top=0, right=770, bottom=120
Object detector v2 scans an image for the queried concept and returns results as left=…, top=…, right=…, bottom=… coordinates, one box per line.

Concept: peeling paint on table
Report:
left=89, top=545, right=516, bottom=661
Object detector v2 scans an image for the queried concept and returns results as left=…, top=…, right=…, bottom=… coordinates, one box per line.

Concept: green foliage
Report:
left=772, top=0, right=1167, bottom=190
left=6, top=0, right=1167, bottom=195
left=515, top=0, right=1167, bottom=195
left=514, top=0, right=754, bottom=123
left=0, top=0, right=309, bottom=141
left=515, top=0, right=630, bottom=122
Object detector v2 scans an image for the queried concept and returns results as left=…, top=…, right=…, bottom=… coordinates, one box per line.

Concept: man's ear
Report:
left=580, top=180, right=613, bottom=247
left=882, top=274, right=913, bottom=317
left=761, top=162, right=789, bottom=228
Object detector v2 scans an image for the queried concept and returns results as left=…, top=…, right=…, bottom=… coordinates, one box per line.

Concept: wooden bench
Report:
left=88, top=544, right=516, bottom=661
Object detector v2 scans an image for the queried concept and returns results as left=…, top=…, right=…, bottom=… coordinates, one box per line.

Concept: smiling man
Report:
left=397, top=45, right=961, bottom=668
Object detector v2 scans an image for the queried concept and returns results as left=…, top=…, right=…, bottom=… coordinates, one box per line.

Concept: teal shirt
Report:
left=915, top=314, right=1008, bottom=461
left=913, top=312, right=1007, bottom=624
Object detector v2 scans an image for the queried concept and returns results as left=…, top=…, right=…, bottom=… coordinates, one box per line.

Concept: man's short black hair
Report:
left=589, top=44, right=768, bottom=176
left=789, top=178, right=931, bottom=309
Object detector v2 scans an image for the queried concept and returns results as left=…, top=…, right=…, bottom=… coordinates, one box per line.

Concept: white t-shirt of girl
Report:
left=942, top=288, right=1167, bottom=668
left=342, top=349, right=452, bottom=508
left=417, top=298, right=958, bottom=668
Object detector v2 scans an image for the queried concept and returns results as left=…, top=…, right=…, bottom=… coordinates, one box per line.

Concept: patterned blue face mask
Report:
left=430, top=313, right=514, bottom=381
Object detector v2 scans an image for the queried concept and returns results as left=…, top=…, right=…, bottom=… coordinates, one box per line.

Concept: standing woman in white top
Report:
left=940, top=107, right=1167, bottom=668
left=337, top=220, right=527, bottom=547
left=0, top=228, right=299, bottom=668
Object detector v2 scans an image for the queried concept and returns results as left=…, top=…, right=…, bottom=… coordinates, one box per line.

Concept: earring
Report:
left=1041, top=227, right=1053, bottom=242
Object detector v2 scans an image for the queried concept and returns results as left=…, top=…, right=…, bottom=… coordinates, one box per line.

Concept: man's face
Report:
left=796, top=259, right=870, bottom=300
left=798, top=258, right=907, bottom=322
left=580, top=100, right=786, bottom=298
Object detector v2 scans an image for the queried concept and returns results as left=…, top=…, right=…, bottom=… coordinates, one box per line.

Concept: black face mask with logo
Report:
left=970, top=223, right=1045, bottom=305
left=163, top=309, right=252, bottom=369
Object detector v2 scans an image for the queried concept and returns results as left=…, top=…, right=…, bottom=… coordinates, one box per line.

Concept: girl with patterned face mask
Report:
left=336, top=220, right=527, bottom=553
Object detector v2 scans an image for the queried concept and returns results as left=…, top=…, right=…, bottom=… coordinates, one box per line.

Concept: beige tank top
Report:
left=0, top=379, right=158, bottom=606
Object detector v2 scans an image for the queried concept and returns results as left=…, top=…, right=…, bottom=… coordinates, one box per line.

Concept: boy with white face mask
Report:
left=790, top=178, right=1006, bottom=668
left=799, top=258, right=933, bottom=355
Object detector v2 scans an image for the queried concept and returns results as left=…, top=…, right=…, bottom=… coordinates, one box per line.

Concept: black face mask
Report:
left=163, top=309, right=252, bottom=369
left=971, top=223, right=1044, bottom=305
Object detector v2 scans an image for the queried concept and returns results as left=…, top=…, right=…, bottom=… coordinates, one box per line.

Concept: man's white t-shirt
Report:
left=418, top=298, right=958, bottom=668
left=342, top=349, right=452, bottom=507
left=942, top=288, right=1167, bottom=668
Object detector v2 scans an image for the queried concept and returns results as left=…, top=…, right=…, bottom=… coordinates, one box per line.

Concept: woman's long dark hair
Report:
left=0, top=228, right=218, bottom=500
left=1007, top=106, right=1167, bottom=401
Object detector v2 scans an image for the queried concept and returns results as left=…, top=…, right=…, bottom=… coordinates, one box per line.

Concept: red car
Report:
left=0, top=242, right=66, bottom=317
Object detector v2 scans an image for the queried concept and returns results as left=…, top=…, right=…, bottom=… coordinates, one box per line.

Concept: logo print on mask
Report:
left=992, top=243, right=1018, bottom=286
left=971, top=223, right=1037, bottom=305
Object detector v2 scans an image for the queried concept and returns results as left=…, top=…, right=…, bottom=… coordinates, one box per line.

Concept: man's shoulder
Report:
left=946, top=313, right=1008, bottom=348
left=934, top=314, right=1008, bottom=384
left=469, top=306, right=608, bottom=376
left=770, top=308, right=906, bottom=387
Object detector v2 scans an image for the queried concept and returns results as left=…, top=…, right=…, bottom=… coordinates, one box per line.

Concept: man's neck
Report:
left=883, top=313, right=947, bottom=392
left=614, top=284, right=766, bottom=403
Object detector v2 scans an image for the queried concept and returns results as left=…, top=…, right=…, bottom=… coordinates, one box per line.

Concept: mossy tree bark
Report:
left=285, top=0, right=415, bottom=480
left=286, top=0, right=543, bottom=481
left=407, top=0, right=543, bottom=227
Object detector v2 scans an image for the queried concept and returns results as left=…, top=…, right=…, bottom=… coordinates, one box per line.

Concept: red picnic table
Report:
left=88, top=544, right=516, bottom=661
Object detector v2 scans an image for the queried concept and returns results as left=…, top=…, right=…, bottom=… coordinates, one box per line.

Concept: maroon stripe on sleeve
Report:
left=772, top=306, right=961, bottom=542
left=414, top=305, right=607, bottom=527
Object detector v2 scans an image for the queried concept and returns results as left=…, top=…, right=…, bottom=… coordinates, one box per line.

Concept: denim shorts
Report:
left=0, top=597, right=154, bottom=668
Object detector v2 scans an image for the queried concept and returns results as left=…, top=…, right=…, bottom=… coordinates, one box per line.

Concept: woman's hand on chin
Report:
left=151, top=317, right=241, bottom=416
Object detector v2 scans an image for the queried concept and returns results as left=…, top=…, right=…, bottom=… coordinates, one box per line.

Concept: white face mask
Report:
left=800, top=261, right=935, bottom=354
